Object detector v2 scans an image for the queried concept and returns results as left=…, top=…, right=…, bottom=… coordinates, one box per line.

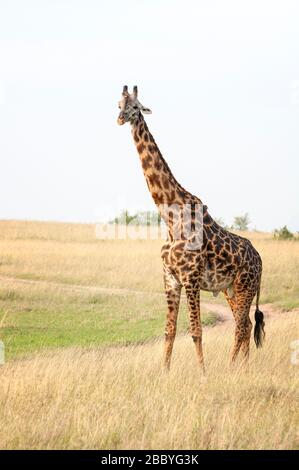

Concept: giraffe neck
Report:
left=131, top=113, right=204, bottom=240
left=131, top=113, right=201, bottom=209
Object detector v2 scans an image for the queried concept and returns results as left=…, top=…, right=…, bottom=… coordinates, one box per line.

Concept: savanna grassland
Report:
left=0, top=220, right=298, bottom=449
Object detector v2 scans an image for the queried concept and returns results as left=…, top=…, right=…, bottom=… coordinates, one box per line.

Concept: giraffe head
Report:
left=117, top=85, right=152, bottom=125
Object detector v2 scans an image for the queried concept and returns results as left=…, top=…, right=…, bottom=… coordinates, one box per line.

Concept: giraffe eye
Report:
left=133, top=106, right=138, bottom=110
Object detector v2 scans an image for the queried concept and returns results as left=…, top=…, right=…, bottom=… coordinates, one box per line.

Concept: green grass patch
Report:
left=0, top=285, right=216, bottom=359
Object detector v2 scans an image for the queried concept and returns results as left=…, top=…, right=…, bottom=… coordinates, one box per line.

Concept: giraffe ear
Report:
left=141, top=106, right=152, bottom=114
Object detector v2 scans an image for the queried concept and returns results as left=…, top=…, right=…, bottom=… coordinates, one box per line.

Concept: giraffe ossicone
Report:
left=117, top=85, right=265, bottom=371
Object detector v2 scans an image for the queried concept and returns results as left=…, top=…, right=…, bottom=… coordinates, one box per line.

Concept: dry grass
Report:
left=0, top=220, right=298, bottom=449
left=0, top=312, right=298, bottom=450
left=0, top=221, right=162, bottom=291
left=0, top=220, right=299, bottom=307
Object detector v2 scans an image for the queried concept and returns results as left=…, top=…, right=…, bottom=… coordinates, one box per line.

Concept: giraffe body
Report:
left=117, top=86, right=265, bottom=370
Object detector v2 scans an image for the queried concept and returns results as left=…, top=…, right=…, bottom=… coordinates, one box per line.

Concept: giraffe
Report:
left=117, top=85, right=265, bottom=371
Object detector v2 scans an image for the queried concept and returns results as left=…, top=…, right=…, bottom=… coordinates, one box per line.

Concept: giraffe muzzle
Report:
left=117, top=113, right=126, bottom=125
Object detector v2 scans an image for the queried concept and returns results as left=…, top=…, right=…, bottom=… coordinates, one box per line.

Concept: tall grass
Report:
left=0, top=313, right=298, bottom=450
left=0, top=221, right=298, bottom=450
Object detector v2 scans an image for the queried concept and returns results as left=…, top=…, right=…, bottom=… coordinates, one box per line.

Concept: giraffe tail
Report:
left=254, top=281, right=265, bottom=348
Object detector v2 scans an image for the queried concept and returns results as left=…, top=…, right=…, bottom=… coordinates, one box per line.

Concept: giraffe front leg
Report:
left=163, top=267, right=182, bottom=371
left=185, top=285, right=205, bottom=372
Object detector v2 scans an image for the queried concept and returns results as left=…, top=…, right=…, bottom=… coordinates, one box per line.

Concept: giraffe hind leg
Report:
left=231, top=299, right=255, bottom=363
left=223, top=288, right=236, bottom=313
left=240, top=316, right=253, bottom=359
left=227, top=291, right=255, bottom=363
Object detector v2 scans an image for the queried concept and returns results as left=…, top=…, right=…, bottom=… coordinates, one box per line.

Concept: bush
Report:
left=273, top=226, right=294, bottom=240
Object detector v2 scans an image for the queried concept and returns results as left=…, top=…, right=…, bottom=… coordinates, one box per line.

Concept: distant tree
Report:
left=273, top=225, right=294, bottom=240
left=232, top=213, right=250, bottom=231
left=214, top=217, right=229, bottom=229
left=136, top=211, right=161, bottom=226
left=110, top=210, right=161, bottom=226
left=214, top=217, right=224, bottom=226
left=110, top=210, right=137, bottom=225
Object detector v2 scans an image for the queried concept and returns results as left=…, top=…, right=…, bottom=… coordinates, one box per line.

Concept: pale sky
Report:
left=0, top=0, right=298, bottom=231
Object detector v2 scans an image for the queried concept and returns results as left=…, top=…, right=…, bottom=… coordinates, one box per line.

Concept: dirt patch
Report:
left=0, top=275, right=297, bottom=327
